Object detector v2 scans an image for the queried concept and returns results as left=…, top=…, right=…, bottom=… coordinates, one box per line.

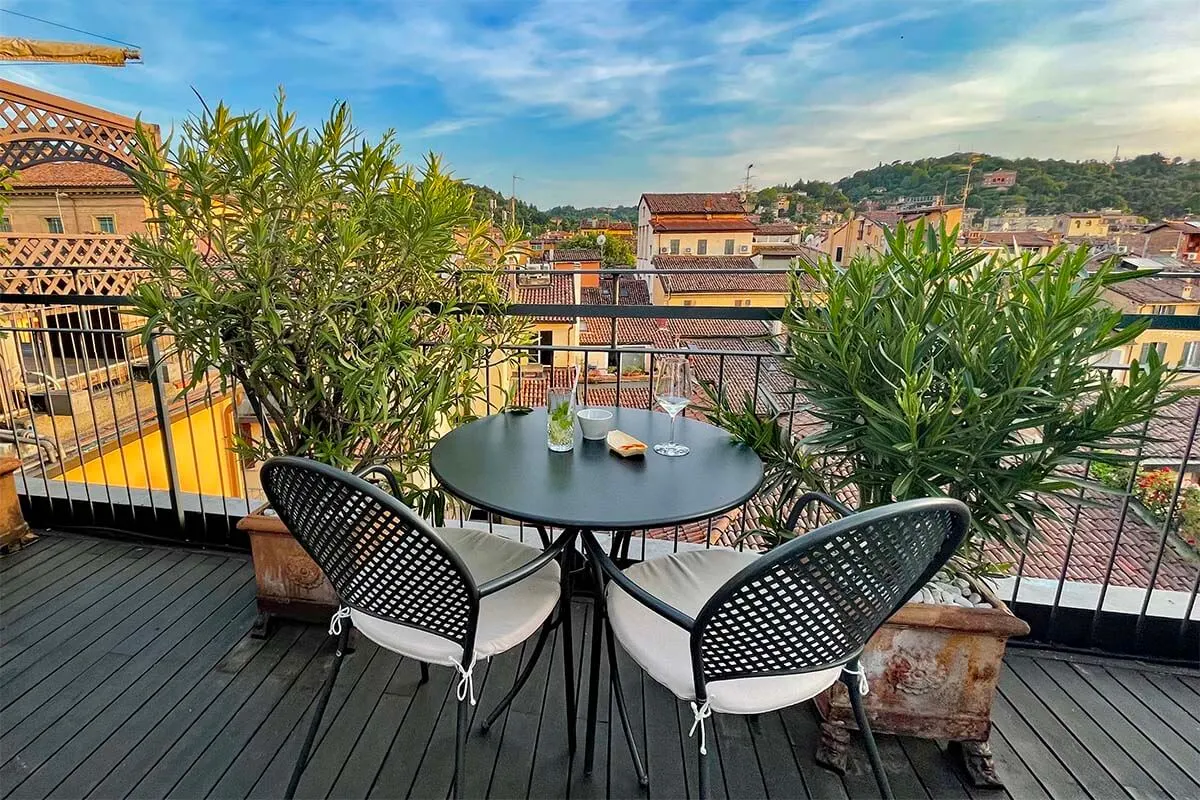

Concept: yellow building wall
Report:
left=653, top=281, right=788, bottom=308
left=4, top=194, right=150, bottom=235
left=652, top=230, right=754, bottom=257
left=529, top=321, right=578, bottom=367
left=63, top=397, right=244, bottom=498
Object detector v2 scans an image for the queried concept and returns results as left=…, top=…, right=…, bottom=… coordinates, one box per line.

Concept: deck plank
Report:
left=3, top=533, right=1200, bottom=800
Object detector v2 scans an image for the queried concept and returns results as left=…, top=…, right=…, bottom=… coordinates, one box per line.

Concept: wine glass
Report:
left=653, top=356, right=694, bottom=457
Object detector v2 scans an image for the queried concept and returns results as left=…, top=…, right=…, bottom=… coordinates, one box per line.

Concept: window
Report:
left=1139, top=342, right=1166, bottom=363
left=1092, top=349, right=1124, bottom=367
left=1151, top=305, right=1176, bottom=315
left=856, top=220, right=865, bottom=240
left=1182, top=342, right=1200, bottom=369
left=95, top=216, right=116, bottom=234
left=697, top=239, right=707, bottom=255
left=669, top=238, right=680, bottom=255
left=0, top=216, right=10, bottom=232
left=45, top=217, right=64, bottom=234
left=724, top=239, right=735, bottom=255
left=538, top=330, right=554, bottom=366
left=682, top=299, right=694, bottom=307
left=734, top=299, right=751, bottom=307
left=834, top=245, right=844, bottom=263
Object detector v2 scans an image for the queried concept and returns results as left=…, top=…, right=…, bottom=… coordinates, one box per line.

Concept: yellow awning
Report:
left=0, top=38, right=140, bottom=67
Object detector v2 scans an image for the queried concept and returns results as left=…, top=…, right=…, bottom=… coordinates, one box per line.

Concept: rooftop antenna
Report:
left=509, top=174, right=522, bottom=226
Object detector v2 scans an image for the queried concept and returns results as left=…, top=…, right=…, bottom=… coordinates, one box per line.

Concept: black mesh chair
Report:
left=582, top=496, right=969, bottom=800
left=261, top=456, right=573, bottom=800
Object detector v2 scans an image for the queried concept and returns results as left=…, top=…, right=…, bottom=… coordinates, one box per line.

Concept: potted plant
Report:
left=126, top=94, right=527, bottom=633
left=706, top=222, right=1185, bottom=786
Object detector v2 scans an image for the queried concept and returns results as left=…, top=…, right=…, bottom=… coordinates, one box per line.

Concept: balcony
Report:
left=1, top=275, right=1198, bottom=798
left=3, top=532, right=1198, bottom=799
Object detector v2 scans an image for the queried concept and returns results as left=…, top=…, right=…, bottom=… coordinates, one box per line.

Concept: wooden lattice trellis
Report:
left=0, top=234, right=149, bottom=298
left=0, top=78, right=159, bottom=175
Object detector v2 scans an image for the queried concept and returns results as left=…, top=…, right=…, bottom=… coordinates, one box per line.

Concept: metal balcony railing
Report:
left=1, top=276, right=1197, bottom=660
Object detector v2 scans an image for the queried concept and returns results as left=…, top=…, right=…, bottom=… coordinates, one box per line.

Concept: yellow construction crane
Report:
left=0, top=37, right=140, bottom=67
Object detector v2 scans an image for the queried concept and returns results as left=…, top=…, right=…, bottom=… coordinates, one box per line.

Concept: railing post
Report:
left=147, top=334, right=187, bottom=535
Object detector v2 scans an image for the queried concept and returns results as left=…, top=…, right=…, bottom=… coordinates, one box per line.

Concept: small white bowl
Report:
left=577, top=408, right=614, bottom=440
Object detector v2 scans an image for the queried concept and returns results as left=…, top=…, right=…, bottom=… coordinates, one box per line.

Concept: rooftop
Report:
left=547, top=248, right=601, bottom=263
left=12, top=161, right=135, bottom=189
left=652, top=255, right=789, bottom=294
left=3, top=532, right=1197, bottom=800
left=511, top=271, right=576, bottom=321
left=755, top=222, right=801, bottom=235
left=642, top=192, right=746, bottom=215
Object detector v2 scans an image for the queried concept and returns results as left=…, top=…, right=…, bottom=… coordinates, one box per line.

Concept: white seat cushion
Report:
left=351, top=526, right=560, bottom=666
left=607, top=548, right=842, bottom=715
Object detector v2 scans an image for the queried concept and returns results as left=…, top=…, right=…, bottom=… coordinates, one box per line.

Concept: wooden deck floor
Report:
left=2, top=533, right=1198, bottom=800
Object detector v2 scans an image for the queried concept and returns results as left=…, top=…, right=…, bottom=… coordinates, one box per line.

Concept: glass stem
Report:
left=670, top=412, right=677, bottom=445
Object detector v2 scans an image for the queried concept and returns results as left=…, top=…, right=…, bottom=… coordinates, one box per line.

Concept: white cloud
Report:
left=414, top=117, right=489, bottom=138
left=660, top=0, right=1200, bottom=191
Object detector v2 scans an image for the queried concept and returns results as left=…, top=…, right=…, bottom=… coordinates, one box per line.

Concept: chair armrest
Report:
left=784, top=491, right=854, bottom=531
left=580, top=530, right=695, bottom=632
left=477, top=528, right=574, bottom=597
left=354, top=464, right=403, bottom=498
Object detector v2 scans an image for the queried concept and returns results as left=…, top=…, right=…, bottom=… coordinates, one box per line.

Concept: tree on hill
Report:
left=834, top=153, right=1200, bottom=220
left=467, top=183, right=550, bottom=234
left=557, top=233, right=635, bottom=267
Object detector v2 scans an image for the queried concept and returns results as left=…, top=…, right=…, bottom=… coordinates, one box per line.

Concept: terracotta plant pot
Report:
left=814, top=580, right=1030, bottom=788
left=0, top=457, right=33, bottom=553
left=238, top=504, right=336, bottom=637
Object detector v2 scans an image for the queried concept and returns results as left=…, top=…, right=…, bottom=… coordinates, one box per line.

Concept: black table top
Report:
left=430, top=407, right=764, bottom=531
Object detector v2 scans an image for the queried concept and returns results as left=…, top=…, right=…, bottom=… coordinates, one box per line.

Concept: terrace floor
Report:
left=2, top=533, right=1199, bottom=800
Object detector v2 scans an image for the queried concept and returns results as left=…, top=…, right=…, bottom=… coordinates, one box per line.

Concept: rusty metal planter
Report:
left=815, top=580, right=1030, bottom=787
left=0, top=456, right=33, bottom=553
left=237, top=505, right=336, bottom=637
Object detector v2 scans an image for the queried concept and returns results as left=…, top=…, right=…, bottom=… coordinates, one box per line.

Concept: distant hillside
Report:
left=835, top=153, right=1200, bottom=220
left=544, top=205, right=638, bottom=225
left=466, top=183, right=550, bottom=234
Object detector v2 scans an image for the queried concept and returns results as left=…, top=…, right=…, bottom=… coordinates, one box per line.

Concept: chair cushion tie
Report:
left=688, top=699, right=713, bottom=755
left=842, top=663, right=869, bottom=695
left=329, top=606, right=352, bottom=636
left=451, top=655, right=478, bottom=705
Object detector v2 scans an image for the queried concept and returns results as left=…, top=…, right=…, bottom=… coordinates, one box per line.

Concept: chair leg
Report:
left=605, top=623, right=648, bottom=787
left=583, top=542, right=605, bottom=775
left=696, top=720, right=710, bottom=800
left=453, top=695, right=469, bottom=800
left=560, top=570, right=578, bottom=755
left=285, top=625, right=349, bottom=800
left=843, top=661, right=894, bottom=800
left=481, top=617, right=553, bottom=731
left=419, top=662, right=430, bottom=685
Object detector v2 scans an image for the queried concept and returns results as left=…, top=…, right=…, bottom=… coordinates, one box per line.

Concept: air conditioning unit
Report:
left=659, top=247, right=669, bottom=254
left=739, top=245, right=749, bottom=253
left=684, top=247, right=692, bottom=254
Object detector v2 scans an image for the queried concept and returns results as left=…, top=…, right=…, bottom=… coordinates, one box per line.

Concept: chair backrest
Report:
left=692, top=497, right=969, bottom=686
left=260, top=456, right=479, bottom=650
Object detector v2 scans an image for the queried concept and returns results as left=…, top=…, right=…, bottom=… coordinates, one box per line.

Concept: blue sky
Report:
left=3, top=0, right=1198, bottom=207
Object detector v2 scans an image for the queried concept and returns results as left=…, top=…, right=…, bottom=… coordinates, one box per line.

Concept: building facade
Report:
left=636, top=193, right=755, bottom=269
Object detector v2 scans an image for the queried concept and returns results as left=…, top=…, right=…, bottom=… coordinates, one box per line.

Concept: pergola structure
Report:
left=0, top=77, right=158, bottom=176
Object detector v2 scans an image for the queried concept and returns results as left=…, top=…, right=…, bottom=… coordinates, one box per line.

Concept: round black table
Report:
left=430, top=407, right=764, bottom=532
left=431, top=406, right=763, bottom=779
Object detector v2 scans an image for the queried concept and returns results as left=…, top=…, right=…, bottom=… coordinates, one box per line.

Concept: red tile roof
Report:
left=511, top=272, right=576, bottom=321
left=578, top=385, right=652, bottom=409
left=579, top=317, right=660, bottom=346
left=755, top=222, right=801, bottom=235
left=1106, top=276, right=1195, bottom=305
left=652, top=218, right=756, bottom=233
left=653, top=255, right=789, bottom=294
left=642, top=193, right=746, bottom=214
left=511, top=365, right=579, bottom=407
left=549, top=248, right=601, bottom=262
left=669, top=318, right=772, bottom=338
left=13, top=161, right=135, bottom=189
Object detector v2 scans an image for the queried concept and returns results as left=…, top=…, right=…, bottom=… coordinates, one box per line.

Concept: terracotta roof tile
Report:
left=653, top=255, right=788, bottom=294
left=14, top=161, right=135, bottom=188
left=642, top=193, right=746, bottom=214
left=549, top=248, right=601, bottom=262
left=755, top=222, right=801, bottom=235
left=511, top=272, right=576, bottom=322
